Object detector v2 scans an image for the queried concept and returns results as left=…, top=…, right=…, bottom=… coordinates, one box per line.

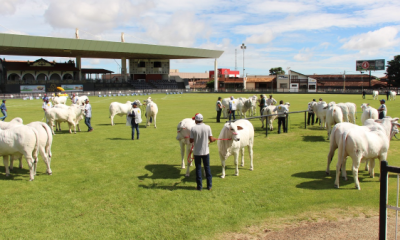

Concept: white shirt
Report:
left=229, top=99, right=237, bottom=110
left=190, top=123, right=213, bottom=156
left=42, top=102, right=52, bottom=110
left=216, top=100, right=222, bottom=111
left=274, top=104, right=289, bottom=117
left=85, top=103, right=92, bottom=118
left=72, top=96, right=78, bottom=104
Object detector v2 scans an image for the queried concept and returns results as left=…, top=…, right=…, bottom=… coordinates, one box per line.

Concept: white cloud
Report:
left=247, top=1, right=318, bottom=14
left=0, top=0, right=25, bottom=15
left=341, top=26, right=400, bottom=54
left=293, top=48, right=313, bottom=61
left=44, top=0, right=155, bottom=34
left=245, top=29, right=275, bottom=44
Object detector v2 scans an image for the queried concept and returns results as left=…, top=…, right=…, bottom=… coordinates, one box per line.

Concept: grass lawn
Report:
left=1, top=93, right=400, bottom=239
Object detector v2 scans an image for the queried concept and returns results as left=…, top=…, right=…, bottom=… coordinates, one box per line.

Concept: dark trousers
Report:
left=131, top=122, right=140, bottom=139
left=307, top=112, right=315, bottom=125
left=229, top=110, right=236, bottom=121
left=379, top=112, right=385, bottom=119
left=85, top=117, right=92, bottom=131
left=194, top=154, right=212, bottom=190
left=216, top=110, right=221, bottom=122
left=362, top=94, right=365, bottom=99
left=277, top=117, right=286, bottom=133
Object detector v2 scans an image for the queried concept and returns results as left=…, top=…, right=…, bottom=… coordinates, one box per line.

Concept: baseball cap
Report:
left=192, top=113, right=200, bottom=120
left=132, top=102, right=138, bottom=105
left=195, top=113, right=203, bottom=121
left=313, top=99, right=316, bottom=101
left=381, top=99, right=386, bottom=103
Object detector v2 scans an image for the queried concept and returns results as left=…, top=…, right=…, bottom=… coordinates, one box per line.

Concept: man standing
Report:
left=377, top=99, right=387, bottom=119
left=386, top=90, right=390, bottom=101
left=127, top=102, right=142, bottom=140
left=84, top=99, right=93, bottom=132
left=307, top=99, right=316, bottom=126
left=71, top=93, right=78, bottom=104
left=274, top=100, right=289, bottom=134
left=362, top=90, right=366, bottom=99
left=216, top=97, right=222, bottom=123
left=228, top=96, right=237, bottom=121
left=266, top=95, right=277, bottom=106
left=0, top=100, right=7, bottom=121
left=190, top=113, right=217, bottom=191
left=42, top=98, right=52, bottom=111
left=259, top=94, right=266, bottom=115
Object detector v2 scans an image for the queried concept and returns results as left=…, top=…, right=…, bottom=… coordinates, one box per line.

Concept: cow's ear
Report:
left=374, top=119, right=383, bottom=123
left=367, top=103, right=370, bottom=106
left=237, top=126, right=243, bottom=130
left=323, top=106, right=328, bottom=109
left=392, top=118, right=399, bottom=122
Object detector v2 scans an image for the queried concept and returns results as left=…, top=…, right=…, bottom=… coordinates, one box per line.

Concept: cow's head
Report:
left=227, top=123, right=242, bottom=142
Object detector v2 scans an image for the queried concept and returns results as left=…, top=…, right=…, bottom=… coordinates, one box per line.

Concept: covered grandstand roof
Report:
left=0, top=33, right=224, bottom=59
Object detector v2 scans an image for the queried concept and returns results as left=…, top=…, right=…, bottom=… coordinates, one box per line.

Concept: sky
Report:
left=1, top=0, right=400, bottom=78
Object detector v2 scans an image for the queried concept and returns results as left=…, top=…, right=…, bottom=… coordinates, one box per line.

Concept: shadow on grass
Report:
left=0, top=166, right=29, bottom=181
left=302, top=135, right=326, bottom=142
left=292, top=170, right=382, bottom=190
left=106, top=138, right=132, bottom=141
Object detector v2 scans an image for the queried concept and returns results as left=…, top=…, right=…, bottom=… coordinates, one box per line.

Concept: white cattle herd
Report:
left=1, top=92, right=398, bottom=191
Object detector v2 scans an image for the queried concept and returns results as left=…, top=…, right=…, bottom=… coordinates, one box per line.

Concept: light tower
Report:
left=241, top=43, right=246, bottom=90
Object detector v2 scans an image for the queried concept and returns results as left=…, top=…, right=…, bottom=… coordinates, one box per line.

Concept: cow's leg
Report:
left=3, top=156, right=10, bottom=177
left=233, top=151, right=239, bottom=176
left=49, top=121, right=55, bottom=135
left=240, top=147, right=245, bottom=167
left=47, top=149, right=52, bottom=175
left=352, top=158, right=362, bottom=190
left=40, top=147, right=52, bottom=175
left=18, top=155, right=23, bottom=169
left=25, top=156, right=35, bottom=181
left=326, top=148, right=335, bottom=175
left=369, top=158, right=375, bottom=178
left=77, top=123, right=81, bottom=132
left=180, top=141, right=186, bottom=169
left=248, top=144, right=254, bottom=171
left=153, top=115, right=157, bottom=128
left=260, top=117, right=264, bottom=128
left=68, top=123, right=73, bottom=134
left=220, top=153, right=226, bottom=178
left=111, top=114, right=115, bottom=126
left=365, top=159, right=370, bottom=171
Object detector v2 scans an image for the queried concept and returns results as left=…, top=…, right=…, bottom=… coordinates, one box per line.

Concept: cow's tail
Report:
left=32, top=128, right=40, bottom=161
left=40, top=122, right=53, bottom=158
left=340, top=128, right=350, bottom=168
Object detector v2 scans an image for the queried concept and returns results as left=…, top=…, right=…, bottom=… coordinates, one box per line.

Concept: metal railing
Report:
left=380, top=160, right=400, bottom=239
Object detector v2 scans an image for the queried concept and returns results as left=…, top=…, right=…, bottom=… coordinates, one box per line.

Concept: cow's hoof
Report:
left=6, top=173, right=10, bottom=177
left=334, top=184, right=339, bottom=189
left=185, top=174, right=190, bottom=177
left=29, top=179, right=34, bottom=181
left=48, top=172, right=52, bottom=175
left=181, top=166, right=185, bottom=169
left=74, top=132, right=76, bottom=134
left=234, top=173, right=239, bottom=176
left=241, top=164, right=244, bottom=167
left=325, top=171, right=330, bottom=176
left=355, top=186, right=361, bottom=190
left=220, top=175, right=225, bottom=179
left=250, top=168, right=253, bottom=171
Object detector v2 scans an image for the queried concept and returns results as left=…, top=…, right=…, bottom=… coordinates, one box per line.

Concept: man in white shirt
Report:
left=84, top=99, right=93, bottom=132
left=127, top=102, right=142, bottom=140
left=228, top=96, right=237, bottom=121
left=190, top=113, right=217, bottom=191
left=377, top=99, right=387, bottom=119
left=42, top=98, right=52, bottom=111
left=273, top=100, right=289, bottom=134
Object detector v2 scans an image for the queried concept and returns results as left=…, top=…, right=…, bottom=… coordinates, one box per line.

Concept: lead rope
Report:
left=184, top=136, right=232, bottom=164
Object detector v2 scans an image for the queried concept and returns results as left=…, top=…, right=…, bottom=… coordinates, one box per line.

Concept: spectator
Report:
left=377, top=99, right=387, bottom=119
left=307, top=99, right=316, bottom=126
left=216, top=97, right=222, bottom=123
left=0, top=100, right=7, bottom=121
left=259, top=94, right=266, bottom=115
left=273, top=100, right=289, bottom=134
left=127, top=102, right=142, bottom=140
left=228, top=96, right=237, bottom=121
left=84, top=99, right=93, bottom=132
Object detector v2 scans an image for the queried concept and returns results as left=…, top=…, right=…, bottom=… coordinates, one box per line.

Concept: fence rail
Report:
left=380, top=160, right=400, bottom=239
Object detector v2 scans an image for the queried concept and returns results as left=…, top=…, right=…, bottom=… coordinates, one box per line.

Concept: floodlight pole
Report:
left=241, top=43, right=246, bottom=90
left=360, top=71, right=364, bottom=92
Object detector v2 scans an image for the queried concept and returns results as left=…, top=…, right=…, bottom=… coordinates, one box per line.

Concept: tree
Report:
left=386, top=55, right=400, bottom=87
left=269, top=67, right=285, bottom=75
left=206, top=80, right=214, bottom=89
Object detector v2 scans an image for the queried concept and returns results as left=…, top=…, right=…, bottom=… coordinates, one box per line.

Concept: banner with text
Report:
left=61, top=85, right=83, bottom=91
left=356, top=59, right=385, bottom=71
left=20, top=85, right=46, bottom=93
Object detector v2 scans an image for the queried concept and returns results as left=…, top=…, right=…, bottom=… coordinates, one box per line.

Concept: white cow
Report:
left=45, top=105, right=85, bottom=134
left=74, top=95, right=89, bottom=106
left=360, top=103, right=379, bottom=125
left=249, top=95, right=258, bottom=116
left=372, top=90, right=379, bottom=100
left=390, top=91, right=397, bottom=101
left=311, top=101, right=327, bottom=129
left=176, top=118, right=196, bottom=174
left=260, top=102, right=290, bottom=130
left=53, top=104, right=85, bottom=132
left=237, top=98, right=253, bottom=119
left=335, top=117, right=400, bottom=190
left=0, top=125, right=39, bottom=181
left=343, top=102, right=356, bottom=124
left=325, top=102, right=343, bottom=140
left=221, top=97, right=230, bottom=119
left=144, top=98, right=158, bottom=128
left=218, top=119, right=254, bottom=178
left=0, top=117, right=23, bottom=130
left=51, top=96, right=68, bottom=105
left=109, top=101, right=133, bottom=125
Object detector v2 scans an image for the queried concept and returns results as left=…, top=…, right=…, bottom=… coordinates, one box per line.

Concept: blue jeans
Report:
left=85, top=117, right=93, bottom=131
left=0, top=110, right=7, bottom=121
left=229, top=110, right=236, bottom=121
left=131, top=122, right=139, bottom=139
left=194, top=154, right=212, bottom=190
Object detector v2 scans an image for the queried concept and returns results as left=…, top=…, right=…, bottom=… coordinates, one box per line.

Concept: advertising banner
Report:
left=61, top=85, right=83, bottom=91
left=356, top=59, right=385, bottom=71
left=20, top=85, right=46, bottom=93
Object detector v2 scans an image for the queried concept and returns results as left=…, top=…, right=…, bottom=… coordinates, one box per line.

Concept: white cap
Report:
left=195, top=113, right=203, bottom=121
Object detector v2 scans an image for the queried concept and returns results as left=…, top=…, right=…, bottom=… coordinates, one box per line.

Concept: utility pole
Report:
left=343, top=70, right=346, bottom=92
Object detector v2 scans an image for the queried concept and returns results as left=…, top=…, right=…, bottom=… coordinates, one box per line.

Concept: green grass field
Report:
left=1, top=93, right=400, bottom=239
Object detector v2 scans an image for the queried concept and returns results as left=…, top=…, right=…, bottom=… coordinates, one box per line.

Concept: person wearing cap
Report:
left=71, top=94, right=78, bottom=104
left=307, top=99, right=316, bottom=126
left=266, top=95, right=277, bottom=106
left=190, top=113, right=217, bottom=191
left=259, top=94, right=266, bottom=115
left=127, top=102, right=142, bottom=140
left=273, top=100, right=289, bottom=134
left=216, top=97, right=222, bottom=123
left=228, top=96, right=237, bottom=121
left=42, top=97, right=52, bottom=111
left=377, top=99, right=387, bottom=119
left=362, top=90, right=366, bottom=99
left=386, top=90, right=390, bottom=101
left=84, top=99, right=93, bottom=132
left=0, top=100, right=7, bottom=121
